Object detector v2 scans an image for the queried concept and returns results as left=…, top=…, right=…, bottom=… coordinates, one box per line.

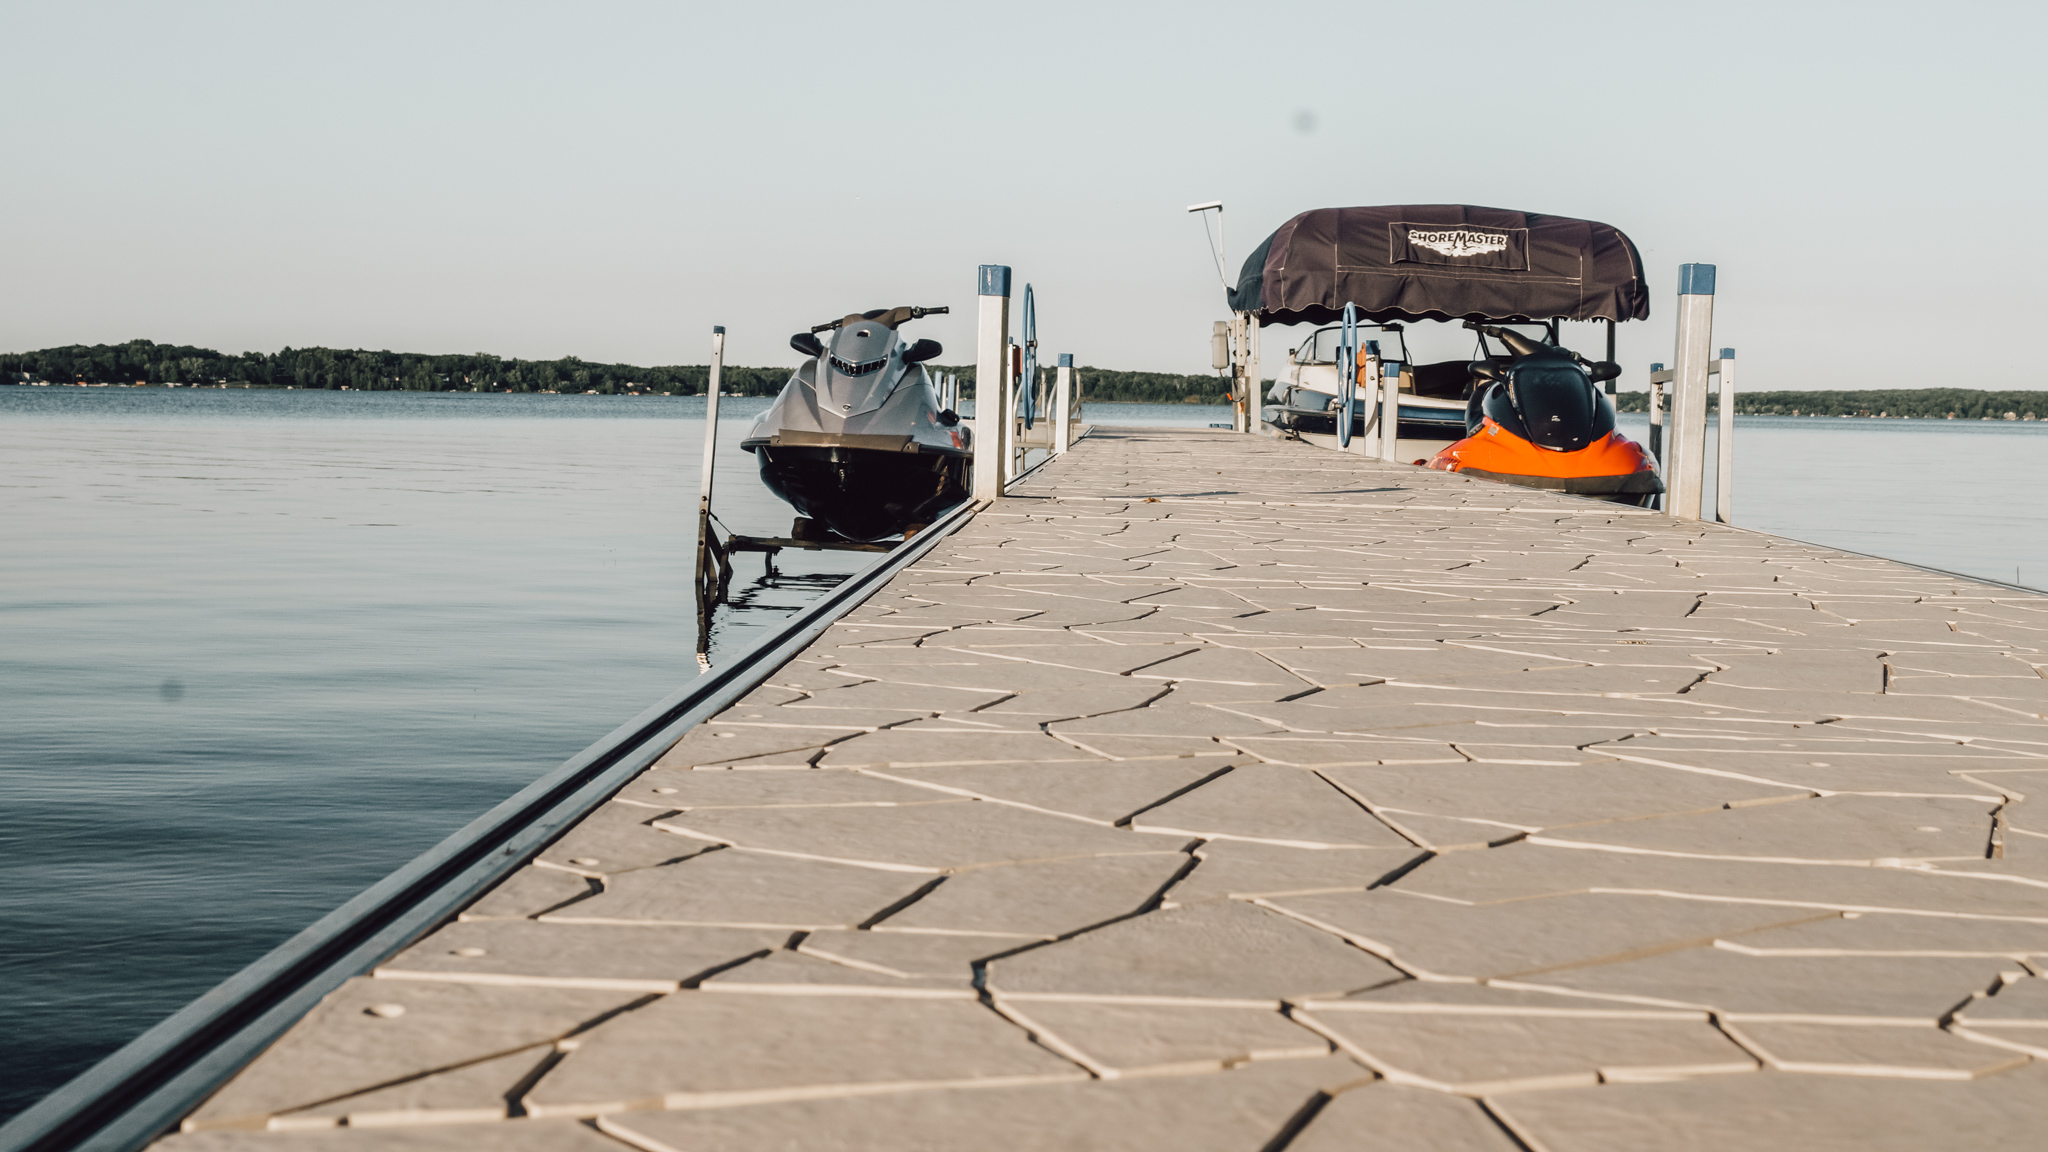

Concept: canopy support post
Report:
left=1604, top=319, right=1618, bottom=396
left=973, top=265, right=1012, bottom=501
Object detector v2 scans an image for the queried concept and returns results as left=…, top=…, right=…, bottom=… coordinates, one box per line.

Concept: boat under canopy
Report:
left=1229, top=204, right=1650, bottom=328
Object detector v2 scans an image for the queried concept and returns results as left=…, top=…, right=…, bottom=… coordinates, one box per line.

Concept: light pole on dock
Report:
left=1190, top=201, right=1254, bottom=433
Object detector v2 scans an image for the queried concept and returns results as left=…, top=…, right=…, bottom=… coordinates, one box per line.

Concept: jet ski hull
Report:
left=1427, top=419, right=1662, bottom=504
left=755, top=443, right=968, bottom=542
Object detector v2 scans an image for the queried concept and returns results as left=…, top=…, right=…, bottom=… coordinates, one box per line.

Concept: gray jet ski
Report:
left=741, top=306, right=971, bottom=542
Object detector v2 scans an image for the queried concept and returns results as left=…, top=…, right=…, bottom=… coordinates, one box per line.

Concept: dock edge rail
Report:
left=0, top=496, right=984, bottom=1152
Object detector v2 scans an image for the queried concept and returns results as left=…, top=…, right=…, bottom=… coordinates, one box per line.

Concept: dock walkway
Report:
left=159, top=428, right=2048, bottom=1151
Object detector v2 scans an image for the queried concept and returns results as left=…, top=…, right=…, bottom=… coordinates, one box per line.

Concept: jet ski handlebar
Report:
left=1462, top=321, right=1620, bottom=382
left=809, top=306, right=950, bottom=334
left=1462, top=320, right=1549, bottom=359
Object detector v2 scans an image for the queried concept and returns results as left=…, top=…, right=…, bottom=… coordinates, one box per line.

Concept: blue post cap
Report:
left=1651, top=362, right=1665, bottom=371
left=978, top=265, right=1012, bottom=297
left=1057, top=354, right=1072, bottom=368
left=1678, top=263, right=1717, bottom=295
left=1719, top=347, right=1735, bottom=359
left=712, top=325, right=725, bottom=334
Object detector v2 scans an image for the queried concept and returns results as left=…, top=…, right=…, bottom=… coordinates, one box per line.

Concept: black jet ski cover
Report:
left=1228, top=205, right=1650, bottom=328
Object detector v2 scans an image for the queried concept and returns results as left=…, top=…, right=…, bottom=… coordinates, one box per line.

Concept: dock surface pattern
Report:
left=159, top=429, right=2048, bottom=1150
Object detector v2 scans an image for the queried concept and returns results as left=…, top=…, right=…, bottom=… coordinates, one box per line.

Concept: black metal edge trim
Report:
left=1, top=496, right=980, bottom=1152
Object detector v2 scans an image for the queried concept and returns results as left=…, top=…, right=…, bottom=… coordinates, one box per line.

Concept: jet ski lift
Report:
left=691, top=312, right=964, bottom=662
left=1425, top=320, right=1659, bottom=505
left=691, top=271, right=1090, bottom=663
left=1225, top=204, right=1650, bottom=468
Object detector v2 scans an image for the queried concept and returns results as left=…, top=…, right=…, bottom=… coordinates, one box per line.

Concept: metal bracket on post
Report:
left=1335, top=305, right=1358, bottom=450
left=1356, top=344, right=1379, bottom=458
left=1006, top=338, right=1022, bottom=481
left=1053, top=353, right=1074, bottom=454
left=973, top=265, right=1012, bottom=501
left=1244, top=317, right=1260, bottom=434
left=1228, top=311, right=1253, bottom=433
left=1647, top=362, right=1669, bottom=470
left=1667, top=264, right=1717, bottom=520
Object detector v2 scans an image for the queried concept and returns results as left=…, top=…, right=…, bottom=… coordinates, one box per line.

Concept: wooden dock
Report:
left=153, top=428, right=2048, bottom=1151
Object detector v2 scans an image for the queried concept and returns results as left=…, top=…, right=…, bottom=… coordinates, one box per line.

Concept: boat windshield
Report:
left=1290, top=320, right=1577, bottom=366
left=1292, top=324, right=1410, bottom=366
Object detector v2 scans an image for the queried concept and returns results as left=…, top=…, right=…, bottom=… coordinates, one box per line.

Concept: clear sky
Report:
left=3, top=0, right=2041, bottom=388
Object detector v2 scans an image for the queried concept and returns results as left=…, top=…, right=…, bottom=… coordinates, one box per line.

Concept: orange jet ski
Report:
left=1427, top=323, right=1662, bottom=505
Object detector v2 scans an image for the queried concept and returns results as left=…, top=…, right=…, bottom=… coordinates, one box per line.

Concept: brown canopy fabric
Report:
left=1228, top=205, right=1650, bottom=327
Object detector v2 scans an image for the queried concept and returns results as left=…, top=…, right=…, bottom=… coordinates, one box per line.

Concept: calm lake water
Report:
left=1, top=388, right=2043, bottom=1120
left=0, top=388, right=1223, bottom=1120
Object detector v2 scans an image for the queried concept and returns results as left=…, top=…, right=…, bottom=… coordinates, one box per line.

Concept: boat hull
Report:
left=754, top=443, right=969, bottom=542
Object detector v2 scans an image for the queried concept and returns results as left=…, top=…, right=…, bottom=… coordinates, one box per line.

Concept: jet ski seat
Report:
left=1407, top=360, right=1476, bottom=400
left=1408, top=359, right=1511, bottom=400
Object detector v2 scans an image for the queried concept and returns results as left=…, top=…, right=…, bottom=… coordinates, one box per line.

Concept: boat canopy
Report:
left=1228, top=205, right=1650, bottom=328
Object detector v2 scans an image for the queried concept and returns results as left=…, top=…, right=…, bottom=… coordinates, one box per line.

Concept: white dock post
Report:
left=1715, top=347, right=1736, bottom=523
left=1666, top=264, right=1717, bottom=520
left=1379, top=359, right=1401, bottom=462
left=973, top=265, right=1012, bottom=501
left=1053, top=354, right=1074, bottom=454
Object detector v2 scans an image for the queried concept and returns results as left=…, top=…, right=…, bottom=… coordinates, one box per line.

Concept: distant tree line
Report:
left=1, top=340, right=790, bottom=395
left=1614, top=389, right=2044, bottom=419
left=2, top=341, right=1236, bottom=403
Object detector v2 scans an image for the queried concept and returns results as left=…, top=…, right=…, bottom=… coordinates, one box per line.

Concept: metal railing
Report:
left=0, top=495, right=982, bottom=1152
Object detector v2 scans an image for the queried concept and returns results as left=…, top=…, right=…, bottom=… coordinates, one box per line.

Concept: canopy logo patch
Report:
left=1388, top=222, right=1529, bottom=270
left=1408, top=228, right=1508, bottom=258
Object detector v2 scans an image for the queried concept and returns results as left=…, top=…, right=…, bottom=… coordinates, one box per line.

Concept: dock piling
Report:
left=1715, top=347, right=1736, bottom=523
left=1647, top=272, right=1738, bottom=524
left=1665, top=264, right=1717, bottom=519
left=1053, top=354, right=1074, bottom=455
left=972, top=265, right=1012, bottom=501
